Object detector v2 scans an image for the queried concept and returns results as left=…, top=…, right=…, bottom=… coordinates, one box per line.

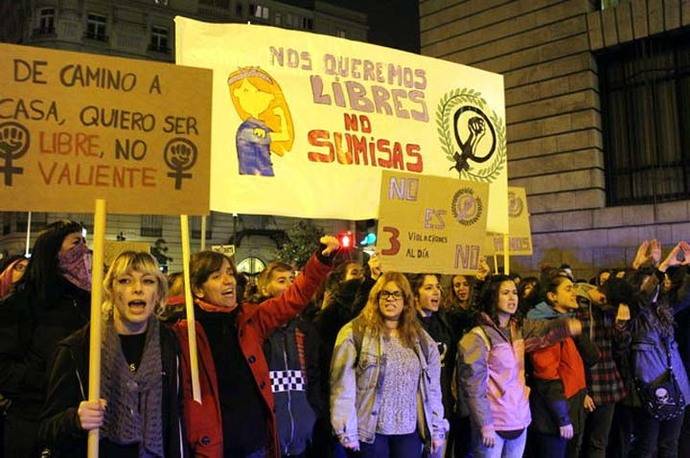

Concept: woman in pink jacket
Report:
left=458, top=275, right=581, bottom=458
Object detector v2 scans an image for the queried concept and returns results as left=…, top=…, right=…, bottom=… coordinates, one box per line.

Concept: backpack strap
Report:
left=471, top=326, right=492, bottom=351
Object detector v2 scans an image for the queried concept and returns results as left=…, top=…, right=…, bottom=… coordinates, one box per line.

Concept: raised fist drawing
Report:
left=465, top=117, right=486, bottom=155
left=0, top=124, right=27, bottom=158
left=169, top=142, right=192, bottom=168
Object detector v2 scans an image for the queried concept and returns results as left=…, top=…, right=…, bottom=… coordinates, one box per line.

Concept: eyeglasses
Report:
left=379, top=290, right=403, bottom=301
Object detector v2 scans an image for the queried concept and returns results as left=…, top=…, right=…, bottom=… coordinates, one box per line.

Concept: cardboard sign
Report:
left=377, top=171, right=489, bottom=274
left=103, top=240, right=151, bottom=267
left=175, top=18, right=508, bottom=233
left=487, top=187, right=533, bottom=255
left=0, top=43, right=211, bottom=215
left=211, top=244, right=235, bottom=257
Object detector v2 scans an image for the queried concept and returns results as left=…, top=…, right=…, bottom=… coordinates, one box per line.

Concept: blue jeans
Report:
left=359, top=431, right=424, bottom=458
left=472, top=429, right=526, bottom=458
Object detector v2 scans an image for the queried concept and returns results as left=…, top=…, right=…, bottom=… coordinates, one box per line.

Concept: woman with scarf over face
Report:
left=0, top=220, right=92, bottom=457
left=186, top=236, right=338, bottom=458
left=39, top=251, right=188, bottom=457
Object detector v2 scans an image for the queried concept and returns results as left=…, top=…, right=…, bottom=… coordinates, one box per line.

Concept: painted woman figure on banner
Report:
left=227, top=67, right=294, bottom=177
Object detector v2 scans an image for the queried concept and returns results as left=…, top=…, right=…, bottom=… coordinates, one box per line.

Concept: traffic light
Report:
left=338, top=230, right=353, bottom=249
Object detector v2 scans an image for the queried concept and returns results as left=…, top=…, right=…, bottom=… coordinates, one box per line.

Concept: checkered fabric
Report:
left=269, top=369, right=306, bottom=393
left=576, top=305, right=628, bottom=405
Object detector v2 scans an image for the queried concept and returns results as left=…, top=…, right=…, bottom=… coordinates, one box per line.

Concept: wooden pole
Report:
left=180, top=215, right=201, bottom=402
left=24, top=211, right=31, bottom=256
left=492, top=253, right=499, bottom=275
left=200, top=215, right=207, bottom=251
left=503, top=233, right=510, bottom=275
left=87, top=199, right=107, bottom=458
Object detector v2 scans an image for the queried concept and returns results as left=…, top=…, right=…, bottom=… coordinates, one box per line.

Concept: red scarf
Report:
left=195, top=297, right=235, bottom=314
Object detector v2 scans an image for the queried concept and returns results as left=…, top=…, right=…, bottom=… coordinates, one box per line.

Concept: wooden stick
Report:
left=180, top=215, right=201, bottom=402
left=503, top=233, right=510, bottom=275
left=200, top=215, right=207, bottom=251
left=492, top=253, right=499, bottom=275
left=24, top=211, right=31, bottom=256
left=87, top=199, right=107, bottom=458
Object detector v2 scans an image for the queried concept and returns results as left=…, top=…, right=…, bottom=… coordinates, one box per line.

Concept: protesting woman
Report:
left=39, top=251, right=187, bottom=457
left=188, top=236, right=338, bottom=458
left=621, top=242, right=690, bottom=458
left=0, top=255, right=28, bottom=300
left=330, top=272, right=448, bottom=458
left=526, top=270, right=599, bottom=458
left=0, top=220, right=92, bottom=456
left=458, top=275, right=582, bottom=458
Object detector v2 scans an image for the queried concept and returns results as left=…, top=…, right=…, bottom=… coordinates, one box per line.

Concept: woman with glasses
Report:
left=330, top=272, right=448, bottom=458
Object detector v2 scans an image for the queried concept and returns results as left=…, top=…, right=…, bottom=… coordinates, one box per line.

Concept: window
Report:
left=85, top=13, right=107, bottom=41
left=336, top=28, right=346, bottom=38
left=199, top=0, right=229, bottom=7
left=15, top=212, right=47, bottom=232
left=150, top=26, right=169, bottom=52
left=191, top=215, right=213, bottom=239
left=235, top=3, right=243, bottom=16
left=141, top=215, right=163, bottom=237
left=250, top=4, right=269, bottom=20
left=37, top=8, right=55, bottom=34
left=154, top=0, right=168, bottom=5
left=599, top=32, right=690, bottom=205
left=274, top=12, right=282, bottom=25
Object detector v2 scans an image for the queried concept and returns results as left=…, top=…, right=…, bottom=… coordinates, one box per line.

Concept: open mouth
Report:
left=222, top=289, right=235, bottom=298
left=128, top=300, right=147, bottom=313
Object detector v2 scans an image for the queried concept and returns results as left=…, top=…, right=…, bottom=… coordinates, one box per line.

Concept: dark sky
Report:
left=281, top=0, right=421, bottom=53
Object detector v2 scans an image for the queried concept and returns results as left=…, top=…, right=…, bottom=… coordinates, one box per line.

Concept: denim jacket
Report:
left=330, top=318, right=449, bottom=447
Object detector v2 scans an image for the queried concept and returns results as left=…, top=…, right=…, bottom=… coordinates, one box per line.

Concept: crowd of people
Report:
left=0, top=219, right=688, bottom=458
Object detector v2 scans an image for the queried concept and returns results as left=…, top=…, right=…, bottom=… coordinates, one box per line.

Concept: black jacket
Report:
left=38, top=323, right=188, bottom=457
left=0, top=281, right=90, bottom=419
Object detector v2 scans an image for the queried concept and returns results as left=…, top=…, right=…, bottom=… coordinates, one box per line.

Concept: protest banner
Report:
left=487, top=187, right=533, bottom=256
left=103, top=240, right=151, bottom=267
left=0, top=42, right=211, bottom=215
left=175, top=18, right=508, bottom=233
left=377, top=171, right=489, bottom=275
left=0, top=43, right=212, bottom=456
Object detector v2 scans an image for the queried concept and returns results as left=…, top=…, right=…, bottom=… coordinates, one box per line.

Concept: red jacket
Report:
left=173, top=321, right=223, bottom=458
left=529, top=337, right=586, bottom=399
left=176, top=254, right=331, bottom=458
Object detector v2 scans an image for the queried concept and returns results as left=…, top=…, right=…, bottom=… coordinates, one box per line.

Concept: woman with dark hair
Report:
left=187, top=236, right=338, bottom=458
left=330, top=272, right=448, bottom=458
left=525, top=270, right=599, bottom=458
left=516, top=276, right=539, bottom=319
left=408, top=273, right=455, bottom=457
left=617, top=243, right=690, bottom=458
left=38, top=251, right=188, bottom=457
left=0, top=254, right=28, bottom=300
left=0, top=220, right=91, bottom=456
left=458, top=275, right=581, bottom=458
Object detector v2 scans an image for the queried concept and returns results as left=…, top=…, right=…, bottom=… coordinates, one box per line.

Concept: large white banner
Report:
left=175, top=18, right=508, bottom=232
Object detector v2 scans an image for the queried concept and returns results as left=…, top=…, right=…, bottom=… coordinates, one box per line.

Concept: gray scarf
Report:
left=101, top=317, right=164, bottom=457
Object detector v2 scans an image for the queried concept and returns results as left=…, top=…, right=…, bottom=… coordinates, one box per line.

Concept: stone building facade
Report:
left=0, top=0, right=366, bottom=273
left=420, top=0, right=690, bottom=278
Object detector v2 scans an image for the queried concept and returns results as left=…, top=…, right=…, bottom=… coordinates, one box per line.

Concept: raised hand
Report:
left=320, top=235, right=340, bottom=256
left=632, top=240, right=651, bottom=269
